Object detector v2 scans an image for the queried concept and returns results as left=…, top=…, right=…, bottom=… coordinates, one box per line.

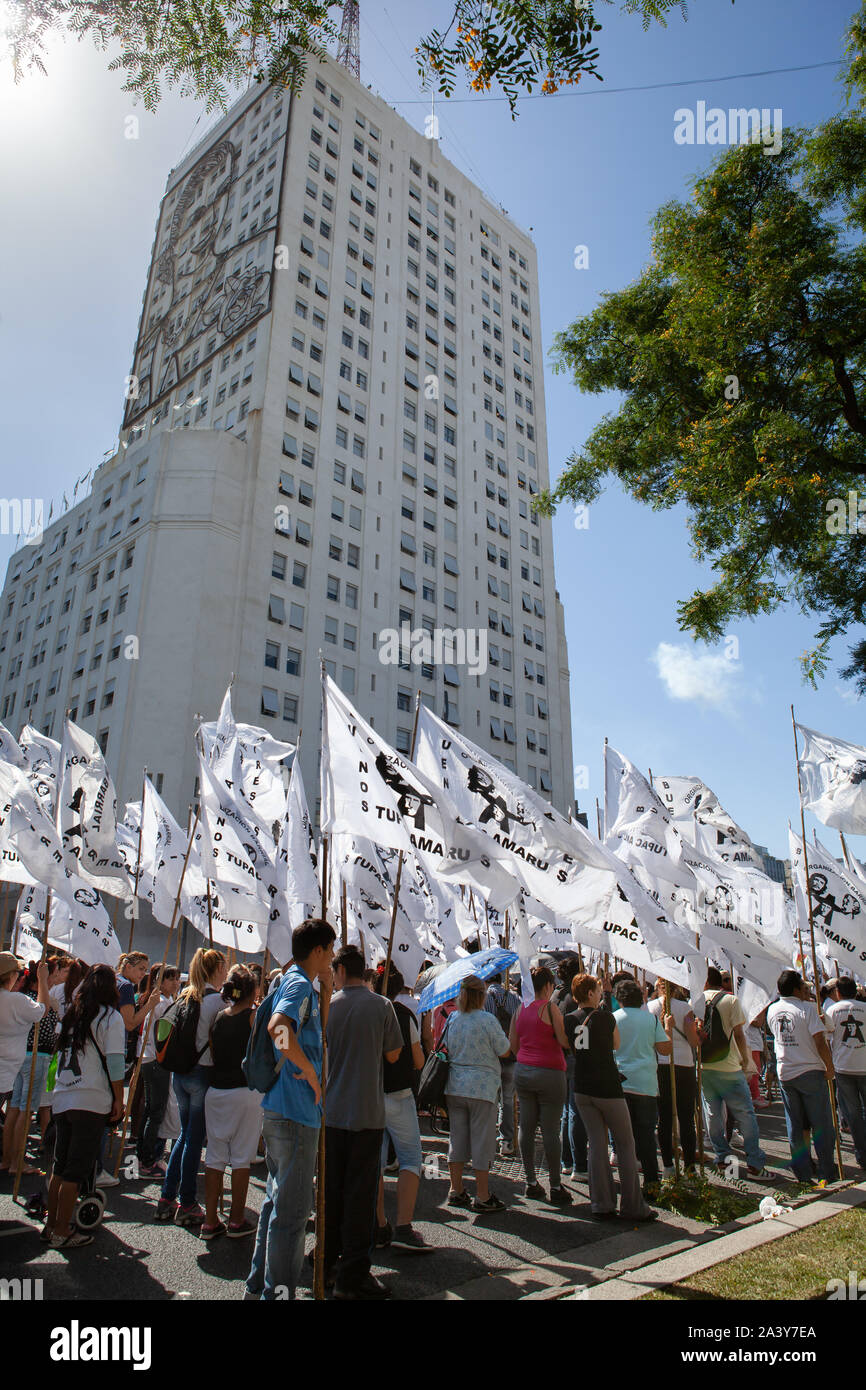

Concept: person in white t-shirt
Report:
left=824, top=977, right=866, bottom=1170
left=47, top=964, right=126, bottom=1248
left=0, top=953, right=49, bottom=1122
left=767, top=969, right=836, bottom=1184
left=136, top=964, right=181, bottom=1177
left=648, top=981, right=699, bottom=1174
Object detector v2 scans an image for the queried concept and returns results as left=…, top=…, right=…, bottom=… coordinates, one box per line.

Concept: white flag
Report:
left=655, top=774, right=763, bottom=869
left=4, top=763, right=79, bottom=898
left=15, top=881, right=120, bottom=967
left=0, top=764, right=38, bottom=888
left=788, top=828, right=866, bottom=974
left=415, top=706, right=651, bottom=932
left=58, top=718, right=129, bottom=896
left=0, top=722, right=24, bottom=769
left=18, top=726, right=61, bottom=814
left=320, top=674, right=517, bottom=908
left=330, top=834, right=431, bottom=981
left=199, top=688, right=294, bottom=845
left=796, top=723, right=866, bottom=835
left=195, top=757, right=280, bottom=920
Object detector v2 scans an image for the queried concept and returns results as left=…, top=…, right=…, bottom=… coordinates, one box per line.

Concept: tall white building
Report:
left=0, top=52, right=574, bottom=852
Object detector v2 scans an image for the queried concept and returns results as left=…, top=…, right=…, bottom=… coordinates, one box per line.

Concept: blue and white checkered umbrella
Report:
left=417, top=946, right=519, bottom=1015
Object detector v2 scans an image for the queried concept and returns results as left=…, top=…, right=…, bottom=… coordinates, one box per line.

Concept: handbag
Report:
left=417, top=1014, right=453, bottom=1112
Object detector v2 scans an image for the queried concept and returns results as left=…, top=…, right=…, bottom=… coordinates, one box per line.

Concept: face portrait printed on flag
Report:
left=788, top=828, right=866, bottom=973
left=796, top=723, right=866, bottom=837
left=320, top=674, right=517, bottom=909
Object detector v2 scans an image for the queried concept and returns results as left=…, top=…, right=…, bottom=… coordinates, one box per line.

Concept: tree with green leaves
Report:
left=541, top=4, right=866, bottom=692
left=7, top=0, right=698, bottom=114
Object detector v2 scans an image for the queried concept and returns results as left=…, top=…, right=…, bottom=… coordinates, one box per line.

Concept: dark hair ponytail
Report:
left=57, top=964, right=120, bottom=1061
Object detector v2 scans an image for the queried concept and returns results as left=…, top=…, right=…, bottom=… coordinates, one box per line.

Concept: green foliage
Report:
left=7, top=0, right=705, bottom=115
left=6, top=0, right=342, bottom=112
left=544, top=4, right=866, bottom=691
left=651, top=1171, right=755, bottom=1224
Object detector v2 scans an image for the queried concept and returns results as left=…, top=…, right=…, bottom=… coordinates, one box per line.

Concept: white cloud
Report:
left=652, top=642, right=744, bottom=711
left=835, top=683, right=860, bottom=706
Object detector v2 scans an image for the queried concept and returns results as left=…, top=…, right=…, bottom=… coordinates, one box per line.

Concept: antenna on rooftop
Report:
left=337, top=1, right=360, bottom=80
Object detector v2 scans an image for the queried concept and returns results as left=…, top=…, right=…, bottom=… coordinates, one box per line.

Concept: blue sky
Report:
left=0, top=0, right=862, bottom=860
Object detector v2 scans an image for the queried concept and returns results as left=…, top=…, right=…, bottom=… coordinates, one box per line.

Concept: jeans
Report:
left=137, top=1061, right=170, bottom=1167
left=701, top=1068, right=766, bottom=1171
left=324, top=1126, right=383, bottom=1294
left=779, top=1069, right=836, bottom=1183
left=624, top=1092, right=659, bottom=1190
left=836, top=1073, right=866, bottom=1169
left=497, top=1062, right=516, bottom=1145
left=161, top=1065, right=211, bottom=1207
left=514, top=1063, right=566, bottom=1188
left=247, top=1110, right=319, bottom=1300
left=561, top=1055, right=588, bottom=1171
left=656, top=1063, right=697, bottom=1168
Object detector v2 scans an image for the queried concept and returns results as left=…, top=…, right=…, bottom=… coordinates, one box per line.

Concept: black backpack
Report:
left=697, top=991, right=732, bottom=1065
left=155, top=995, right=207, bottom=1074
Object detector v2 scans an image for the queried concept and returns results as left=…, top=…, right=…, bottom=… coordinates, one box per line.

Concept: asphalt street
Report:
left=1, top=1101, right=862, bottom=1301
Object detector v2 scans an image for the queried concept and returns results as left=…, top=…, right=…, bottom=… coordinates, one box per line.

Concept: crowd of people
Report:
left=1, top=925, right=864, bottom=1297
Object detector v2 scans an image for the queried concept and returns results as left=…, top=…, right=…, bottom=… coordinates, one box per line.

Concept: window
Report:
left=324, top=616, right=338, bottom=645
left=286, top=647, right=301, bottom=677
left=261, top=687, right=279, bottom=717
left=292, top=561, right=307, bottom=588
left=283, top=694, right=299, bottom=724
left=289, top=602, right=305, bottom=630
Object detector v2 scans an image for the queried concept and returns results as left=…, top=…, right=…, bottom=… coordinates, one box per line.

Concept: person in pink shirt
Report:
left=509, top=965, right=572, bottom=1206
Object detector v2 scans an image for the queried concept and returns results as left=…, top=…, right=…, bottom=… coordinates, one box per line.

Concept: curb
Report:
left=548, top=1180, right=866, bottom=1301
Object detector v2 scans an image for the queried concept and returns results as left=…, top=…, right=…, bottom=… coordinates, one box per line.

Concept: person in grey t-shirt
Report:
left=324, top=945, right=402, bottom=1300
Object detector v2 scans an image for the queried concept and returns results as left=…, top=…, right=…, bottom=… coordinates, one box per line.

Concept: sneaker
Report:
left=746, top=1166, right=772, bottom=1181
left=524, top=1182, right=545, bottom=1201
left=753, top=1096, right=770, bottom=1109
left=51, top=1230, right=94, bottom=1248
left=498, top=1141, right=516, bottom=1157
left=154, top=1198, right=177, bottom=1223
left=472, top=1193, right=506, bottom=1214
left=590, top=1210, right=618, bottom=1222
left=175, top=1202, right=205, bottom=1227
left=662, top=1165, right=676, bottom=1179
left=40, top=1223, right=53, bottom=1243
left=561, top=1166, right=574, bottom=1180
left=391, top=1224, right=435, bottom=1253
left=374, top=1220, right=393, bottom=1248
left=333, top=1273, right=391, bottom=1301
left=621, top=1209, right=658, bottom=1224
left=227, top=1219, right=257, bottom=1239
left=200, top=1221, right=226, bottom=1241
left=549, top=1186, right=573, bottom=1207
left=446, top=1189, right=472, bottom=1209
left=95, top=1168, right=119, bottom=1189
left=139, top=1161, right=167, bottom=1178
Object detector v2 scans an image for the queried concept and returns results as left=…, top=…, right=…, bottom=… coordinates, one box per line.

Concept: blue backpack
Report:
left=242, top=987, right=286, bottom=1094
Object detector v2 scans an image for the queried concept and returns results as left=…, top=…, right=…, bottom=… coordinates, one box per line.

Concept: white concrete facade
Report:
left=1, top=53, right=574, bottom=834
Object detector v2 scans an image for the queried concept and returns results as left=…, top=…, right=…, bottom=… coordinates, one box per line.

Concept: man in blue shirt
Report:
left=246, top=917, right=336, bottom=1300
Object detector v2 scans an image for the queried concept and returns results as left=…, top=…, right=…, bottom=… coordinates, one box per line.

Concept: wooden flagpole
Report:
left=601, top=745, right=610, bottom=980
left=663, top=978, right=681, bottom=1180
left=127, top=766, right=147, bottom=951
left=12, top=893, right=50, bottom=1201
left=313, top=829, right=329, bottom=1302
left=340, top=880, right=348, bottom=948
left=114, top=811, right=201, bottom=1175
left=791, top=707, right=845, bottom=1181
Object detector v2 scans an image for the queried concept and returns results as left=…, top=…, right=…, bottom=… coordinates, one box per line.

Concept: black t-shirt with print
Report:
left=566, top=1006, right=622, bottom=1099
